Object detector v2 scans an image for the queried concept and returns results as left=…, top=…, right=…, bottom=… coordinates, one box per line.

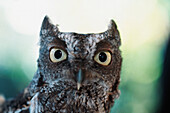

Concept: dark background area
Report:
left=157, top=36, right=170, bottom=113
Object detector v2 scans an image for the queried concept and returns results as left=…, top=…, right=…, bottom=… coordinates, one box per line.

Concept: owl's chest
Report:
left=29, top=83, right=110, bottom=113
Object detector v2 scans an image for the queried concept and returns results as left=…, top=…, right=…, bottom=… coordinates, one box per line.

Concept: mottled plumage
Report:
left=0, top=16, right=122, bottom=113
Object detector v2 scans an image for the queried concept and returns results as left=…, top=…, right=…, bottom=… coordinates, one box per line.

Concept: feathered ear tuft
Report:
left=107, top=19, right=121, bottom=46
left=40, top=15, right=59, bottom=38
left=41, top=15, right=53, bottom=30
left=108, top=19, right=117, bottom=31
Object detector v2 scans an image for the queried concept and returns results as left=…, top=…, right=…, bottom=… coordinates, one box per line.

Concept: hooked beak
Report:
left=76, top=69, right=85, bottom=90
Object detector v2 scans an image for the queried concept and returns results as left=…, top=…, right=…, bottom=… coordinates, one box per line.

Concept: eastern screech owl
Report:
left=0, top=16, right=122, bottom=113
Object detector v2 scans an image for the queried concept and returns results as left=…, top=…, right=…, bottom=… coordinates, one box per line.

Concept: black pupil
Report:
left=99, top=52, right=107, bottom=62
left=54, top=50, right=62, bottom=59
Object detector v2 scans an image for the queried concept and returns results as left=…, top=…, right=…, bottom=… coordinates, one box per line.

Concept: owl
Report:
left=0, top=16, right=122, bottom=113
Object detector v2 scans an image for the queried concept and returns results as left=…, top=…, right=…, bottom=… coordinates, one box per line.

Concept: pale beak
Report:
left=77, top=83, right=81, bottom=90
left=76, top=69, right=84, bottom=90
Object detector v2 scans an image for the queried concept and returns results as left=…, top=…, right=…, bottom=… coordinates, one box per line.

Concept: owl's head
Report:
left=37, top=16, right=122, bottom=104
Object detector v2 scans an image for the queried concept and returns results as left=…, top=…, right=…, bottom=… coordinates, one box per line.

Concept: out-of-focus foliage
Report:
left=0, top=0, right=169, bottom=113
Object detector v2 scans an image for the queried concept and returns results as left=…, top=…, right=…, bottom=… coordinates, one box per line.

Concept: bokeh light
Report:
left=0, top=0, right=169, bottom=113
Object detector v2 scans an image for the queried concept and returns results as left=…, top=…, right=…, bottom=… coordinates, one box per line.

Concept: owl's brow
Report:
left=47, top=43, right=66, bottom=51
left=57, top=32, right=74, bottom=42
left=95, top=41, right=114, bottom=52
left=57, top=32, right=107, bottom=42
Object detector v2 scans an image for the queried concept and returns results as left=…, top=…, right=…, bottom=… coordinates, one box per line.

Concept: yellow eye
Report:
left=50, top=48, right=67, bottom=63
left=94, top=51, right=112, bottom=66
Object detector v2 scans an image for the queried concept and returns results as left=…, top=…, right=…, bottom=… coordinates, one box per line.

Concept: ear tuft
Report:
left=107, top=19, right=119, bottom=37
left=108, top=19, right=117, bottom=31
left=40, top=15, right=59, bottom=38
left=41, top=15, right=53, bottom=30
left=107, top=19, right=121, bottom=46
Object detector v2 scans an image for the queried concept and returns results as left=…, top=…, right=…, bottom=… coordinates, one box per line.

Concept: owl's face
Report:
left=37, top=16, right=122, bottom=111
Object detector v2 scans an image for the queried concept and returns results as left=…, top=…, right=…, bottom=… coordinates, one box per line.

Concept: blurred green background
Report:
left=0, top=0, right=170, bottom=113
